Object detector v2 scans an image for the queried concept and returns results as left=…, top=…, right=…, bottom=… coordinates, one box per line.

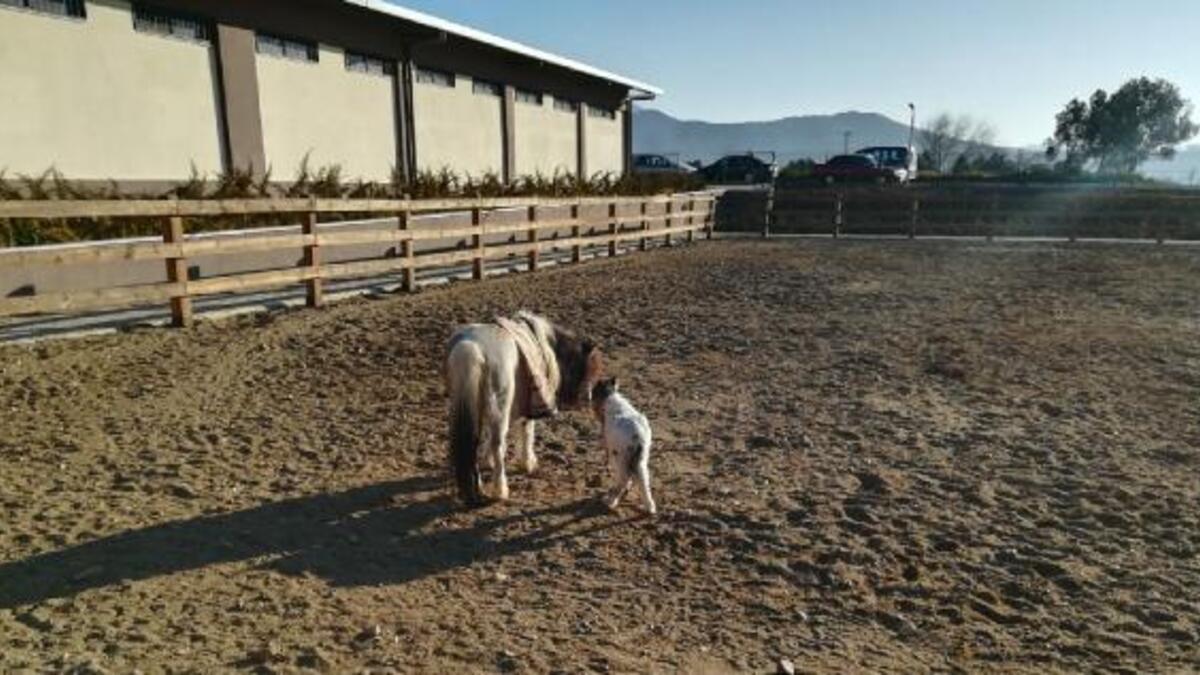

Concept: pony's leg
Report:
left=478, top=424, right=494, bottom=472
left=635, top=463, right=656, bottom=515
left=487, top=386, right=515, bottom=502
left=517, top=420, right=538, bottom=474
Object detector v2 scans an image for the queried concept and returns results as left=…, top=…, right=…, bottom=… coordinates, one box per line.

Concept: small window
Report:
left=0, top=0, right=85, bottom=17
left=256, top=32, right=318, bottom=63
left=515, top=89, right=543, bottom=106
left=553, top=98, right=578, bottom=113
left=345, top=51, right=393, bottom=76
left=587, top=105, right=616, bottom=120
left=472, top=78, right=502, bottom=97
left=133, top=5, right=211, bottom=42
left=415, top=67, right=455, bottom=88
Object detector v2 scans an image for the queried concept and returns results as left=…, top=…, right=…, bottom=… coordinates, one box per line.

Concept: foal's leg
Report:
left=606, top=449, right=632, bottom=510
left=635, top=462, right=656, bottom=515
left=517, top=420, right=538, bottom=474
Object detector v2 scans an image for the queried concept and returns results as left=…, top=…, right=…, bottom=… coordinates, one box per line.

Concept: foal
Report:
left=591, top=378, right=656, bottom=515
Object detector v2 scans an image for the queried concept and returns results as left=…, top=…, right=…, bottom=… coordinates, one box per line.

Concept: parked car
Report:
left=855, top=146, right=918, bottom=183
left=698, top=153, right=778, bottom=185
left=813, top=154, right=903, bottom=184
left=632, top=153, right=694, bottom=175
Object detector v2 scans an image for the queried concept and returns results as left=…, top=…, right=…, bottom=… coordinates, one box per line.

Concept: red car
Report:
left=813, top=154, right=901, bottom=184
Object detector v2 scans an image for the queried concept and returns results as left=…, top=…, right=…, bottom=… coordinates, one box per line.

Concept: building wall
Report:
left=412, top=73, right=504, bottom=177
left=585, top=107, right=624, bottom=176
left=514, top=97, right=578, bottom=179
left=0, top=0, right=224, bottom=181
left=256, top=44, right=397, bottom=182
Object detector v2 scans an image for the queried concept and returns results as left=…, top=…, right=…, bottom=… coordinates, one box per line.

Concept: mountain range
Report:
left=632, top=108, right=919, bottom=166
left=1141, top=146, right=1200, bottom=184
left=634, top=108, right=1200, bottom=184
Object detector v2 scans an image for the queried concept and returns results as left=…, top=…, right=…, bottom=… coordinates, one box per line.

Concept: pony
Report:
left=445, top=311, right=602, bottom=506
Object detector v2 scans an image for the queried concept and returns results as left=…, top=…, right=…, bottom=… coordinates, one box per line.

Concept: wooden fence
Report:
left=0, top=193, right=716, bottom=327
left=719, top=185, right=1200, bottom=241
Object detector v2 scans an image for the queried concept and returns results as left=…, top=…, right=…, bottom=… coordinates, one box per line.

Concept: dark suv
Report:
left=698, top=154, right=778, bottom=185
left=632, top=153, right=694, bottom=175
left=812, top=154, right=900, bottom=184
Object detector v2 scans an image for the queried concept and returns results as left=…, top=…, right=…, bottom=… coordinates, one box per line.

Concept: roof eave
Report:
left=344, top=0, right=662, bottom=98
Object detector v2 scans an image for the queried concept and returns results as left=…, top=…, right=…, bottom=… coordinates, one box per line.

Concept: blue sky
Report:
left=391, top=1, right=1200, bottom=148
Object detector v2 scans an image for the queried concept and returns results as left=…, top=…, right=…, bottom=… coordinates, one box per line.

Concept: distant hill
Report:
left=635, top=108, right=1200, bottom=184
left=1142, top=145, right=1200, bottom=185
left=633, top=108, right=917, bottom=166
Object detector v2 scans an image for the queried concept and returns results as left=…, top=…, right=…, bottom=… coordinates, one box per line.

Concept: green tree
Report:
left=977, top=151, right=1016, bottom=174
left=1048, top=77, right=1197, bottom=173
left=779, top=158, right=816, bottom=180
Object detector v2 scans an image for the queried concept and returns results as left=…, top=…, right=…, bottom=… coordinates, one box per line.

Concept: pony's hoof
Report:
left=495, top=485, right=510, bottom=501
left=521, top=459, right=538, bottom=475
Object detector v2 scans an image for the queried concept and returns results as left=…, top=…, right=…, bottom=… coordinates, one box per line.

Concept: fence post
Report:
left=571, top=203, right=582, bottom=263
left=990, top=195, right=1000, bottom=241
left=909, top=198, right=919, bottom=239
left=706, top=196, right=715, bottom=240
left=833, top=194, right=843, bottom=239
left=763, top=183, right=775, bottom=238
left=399, top=210, right=415, bottom=292
left=639, top=200, right=649, bottom=251
left=608, top=202, right=618, bottom=257
left=472, top=207, right=485, bottom=280
left=163, top=214, right=192, bottom=328
left=665, top=199, right=674, bottom=246
left=687, top=198, right=696, bottom=243
left=301, top=210, right=322, bottom=307
left=527, top=205, right=539, bottom=271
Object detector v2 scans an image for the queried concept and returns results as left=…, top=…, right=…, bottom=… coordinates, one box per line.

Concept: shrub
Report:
left=0, top=163, right=707, bottom=246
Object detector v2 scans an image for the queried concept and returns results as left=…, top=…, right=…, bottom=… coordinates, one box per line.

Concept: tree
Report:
left=1047, top=77, right=1198, bottom=174
left=921, top=113, right=997, bottom=173
left=977, top=151, right=1017, bottom=174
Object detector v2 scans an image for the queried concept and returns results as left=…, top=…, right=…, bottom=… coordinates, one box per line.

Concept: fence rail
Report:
left=0, top=193, right=716, bottom=326
left=717, top=185, right=1200, bottom=240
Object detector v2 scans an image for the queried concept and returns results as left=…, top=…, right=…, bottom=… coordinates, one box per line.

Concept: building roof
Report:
left=344, top=0, right=662, bottom=97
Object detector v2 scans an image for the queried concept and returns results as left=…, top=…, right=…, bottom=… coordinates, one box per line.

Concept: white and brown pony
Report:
left=446, top=312, right=602, bottom=507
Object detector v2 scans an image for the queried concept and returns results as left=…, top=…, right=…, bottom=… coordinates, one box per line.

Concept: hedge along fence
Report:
left=729, top=184, right=1200, bottom=240
left=0, top=167, right=707, bottom=247
left=0, top=193, right=717, bottom=327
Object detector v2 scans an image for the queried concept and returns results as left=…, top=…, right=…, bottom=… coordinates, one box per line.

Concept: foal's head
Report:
left=591, top=377, right=619, bottom=422
left=553, top=327, right=603, bottom=410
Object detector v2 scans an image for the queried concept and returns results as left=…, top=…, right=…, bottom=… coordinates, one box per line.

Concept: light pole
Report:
left=907, top=103, right=916, bottom=150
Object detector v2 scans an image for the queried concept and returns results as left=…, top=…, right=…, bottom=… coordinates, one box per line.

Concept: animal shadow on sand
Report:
left=0, top=474, right=616, bottom=610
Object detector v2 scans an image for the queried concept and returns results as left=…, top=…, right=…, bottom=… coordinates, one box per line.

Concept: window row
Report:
left=133, top=5, right=210, bottom=42
left=417, top=68, right=609, bottom=118
left=0, top=0, right=85, bottom=18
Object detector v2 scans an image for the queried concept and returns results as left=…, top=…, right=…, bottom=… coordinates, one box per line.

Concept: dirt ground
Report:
left=1, top=240, right=1198, bottom=674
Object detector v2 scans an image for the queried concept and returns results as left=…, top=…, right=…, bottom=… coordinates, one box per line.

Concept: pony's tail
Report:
left=447, top=342, right=485, bottom=507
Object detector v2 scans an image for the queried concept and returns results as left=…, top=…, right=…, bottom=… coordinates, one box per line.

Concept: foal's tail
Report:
left=447, top=340, right=485, bottom=507
left=628, top=439, right=649, bottom=475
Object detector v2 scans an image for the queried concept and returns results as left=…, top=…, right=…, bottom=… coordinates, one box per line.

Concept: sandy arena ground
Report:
left=1, top=240, right=1198, bottom=674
